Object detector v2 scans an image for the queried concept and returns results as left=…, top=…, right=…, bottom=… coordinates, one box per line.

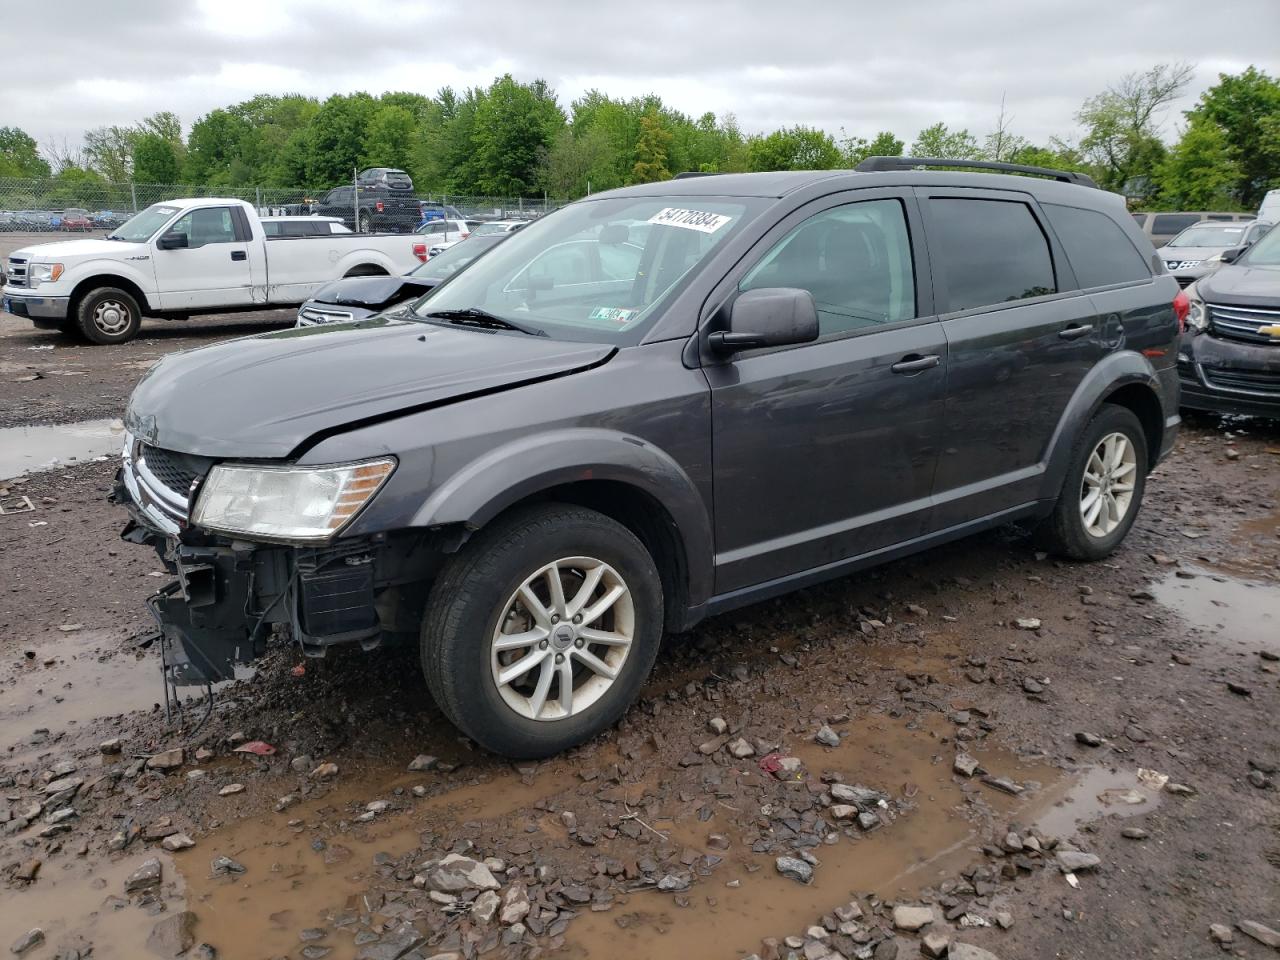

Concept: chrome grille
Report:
left=121, top=434, right=214, bottom=534
left=1208, top=302, right=1280, bottom=345
left=297, top=305, right=355, bottom=326
left=6, top=257, right=27, bottom=288
left=138, top=444, right=205, bottom=497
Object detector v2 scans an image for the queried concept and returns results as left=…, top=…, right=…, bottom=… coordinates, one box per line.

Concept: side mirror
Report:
left=157, top=231, right=188, bottom=250
left=708, top=287, right=819, bottom=354
left=1218, top=246, right=1245, bottom=264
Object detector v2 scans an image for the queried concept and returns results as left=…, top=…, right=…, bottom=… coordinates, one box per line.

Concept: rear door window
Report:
left=925, top=198, right=1056, bottom=312
left=1151, top=213, right=1201, bottom=236
left=1043, top=204, right=1151, bottom=288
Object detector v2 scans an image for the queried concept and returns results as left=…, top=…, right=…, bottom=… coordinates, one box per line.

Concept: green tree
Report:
left=304, top=92, right=379, bottom=188
left=1190, top=66, right=1280, bottom=207
left=910, top=122, right=981, bottom=160
left=0, top=126, right=50, bottom=178
left=132, top=133, right=182, bottom=183
left=841, top=130, right=904, bottom=166
left=470, top=75, right=565, bottom=195
left=1076, top=62, right=1193, bottom=194
left=631, top=109, right=673, bottom=183
left=361, top=104, right=417, bottom=172
left=747, top=125, right=841, bottom=171
left=83, top=125, right=137, bottom=181
left=1156, top=113, right=1242, bottom=209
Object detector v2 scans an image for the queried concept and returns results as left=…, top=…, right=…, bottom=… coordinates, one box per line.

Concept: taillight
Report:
left=412, top=242, right=427, bottom=262
left=461, top=231, right=470, bottom=240
left=1172, top=289, right=1189, bottom=334
left=375, top=200, right=384, bottom=213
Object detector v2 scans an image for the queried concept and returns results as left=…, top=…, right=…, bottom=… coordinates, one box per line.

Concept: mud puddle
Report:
left=1030, top=765, right=1164, bottom=840
left=0, top=850, right=183, bottom=960
left=0, top=418, right=125, bottom=481
left=1152, top=566, right=1280, bottom=656
left=560, top=722, right=1058, bottom=960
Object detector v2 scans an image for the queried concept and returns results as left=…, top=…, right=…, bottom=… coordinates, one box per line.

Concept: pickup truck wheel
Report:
left=421, top=504, right=663, bottom=759
left=1038, top=404, right=1148, bottom=561
left=76, top=287, right=141, bottom=345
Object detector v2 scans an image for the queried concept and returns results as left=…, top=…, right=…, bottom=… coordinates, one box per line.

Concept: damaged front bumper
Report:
left=114, top=471, right=433, bottom=687
left=1178, top=330, right=1280, bottom=417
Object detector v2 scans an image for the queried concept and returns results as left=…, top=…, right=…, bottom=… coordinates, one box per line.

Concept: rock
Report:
left=500, top=882, right=531, bottom=925
left=949, top=946, right=1001, bottom=960
left=301, top=948, right=331, bottom=960
left=13, top=860, right=39, bottom=882
left=210, top=856, right=246, bottom=876
left=727, top=738, right=755, bottom=759
left=422, top=854, right=500, bottom=892
left=1120, top=827, right=1148, bottom=840
left=995, top=911, right=1013, bottom=929
left=1226, top=681, right=1252, bottom=697
left=857, top=811, right=881, bottom=831
left=1248, top=770, right=1271, bottom=789
left=161, top=833, right=196, bottom=852
left=830, top=804, right=859, bottom=821
left=657, top=873, right=691, bottom=892
left=953, top=754, right=979, bottom=777
left=830, top=783, right=885, bottom=807
left=310, top=762, right=339, bottom=780
left=892, top=905, right=934, bottom=932
left=43, top=776, right=83, bottom=795
left=1021, top=677, right=1044, bottom=694
left=708, top=717, right=728, bottom=735
left=874, top=941, right=900, bottom=960
left=1056, top=850, right=1101, bottom=872
left=1238, top=921, right=1280, bottom=948
left=921, top=932, right=950, bottom=958
left=471, top=890, right=500, bottom=924
left=407, top=755, right=438, bottom=772
left=1014, top=618, right=1041, bottom=630
left=356, top=923, right=424, bottom=960
left=194, top=747, right=214, bottom=762
left=1074, top=732, right=1102, bottom=747
left=706, top=833, right=731, bottom=850
left=10, top=929, right=44, bottom=956
left=775, top=856, right=813, bottom=884
left=835, top=902, right=863, bottom=923
left=1209, top=923, right=1233, bottom=945
left=803, top=941, right=829, bottom=960
left=125, top=858, right=162, bottom=893
left=1124, top=724, right=1149, bottom=743
left=1165, top=782, right=1196, bottom=796
left=147, top=911, right=196, bottom=958
left=146, top=748, right=184, bottom=771
left=980, top=776, right=1024, bottom=795
left=218, top=783, right=245, bottom=797
left=815, top=725, right=841, bottom=748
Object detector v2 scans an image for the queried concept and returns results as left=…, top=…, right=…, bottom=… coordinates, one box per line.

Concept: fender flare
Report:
left=411, top=427, right=714, bottom=606
left=1037, top=350, right=1165, bottom=501
left=64, top=262, right=157, bottom=310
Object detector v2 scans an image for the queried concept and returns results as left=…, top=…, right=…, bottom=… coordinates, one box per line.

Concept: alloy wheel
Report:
left=1080, top=431, right=1137, bottom=538
left=490, top=556, right=634, bottom=722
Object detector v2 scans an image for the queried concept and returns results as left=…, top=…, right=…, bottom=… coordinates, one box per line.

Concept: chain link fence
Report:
left=0, top=177, right=563, bottom=234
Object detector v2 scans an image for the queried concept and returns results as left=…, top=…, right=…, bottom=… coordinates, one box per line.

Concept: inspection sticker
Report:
left=647, top=207, right=732, bottom=233
left=588, top=306, right=637, bottom=325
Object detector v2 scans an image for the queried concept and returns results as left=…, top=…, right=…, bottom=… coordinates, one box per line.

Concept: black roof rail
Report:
left=672, top=171, right=721, bottom=179
left=855, top=156, right=1097, bottom=188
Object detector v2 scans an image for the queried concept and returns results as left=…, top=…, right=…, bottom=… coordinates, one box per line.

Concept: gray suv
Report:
left=115, top=158, right=1183, bottom=758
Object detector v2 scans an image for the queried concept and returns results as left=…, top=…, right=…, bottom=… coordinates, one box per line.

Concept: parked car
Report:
left=1258, top=189, right=1280, bottom=225
left=1179, top=223, right=1280, bottom=417
left=1156, top=220, right=1273, bottom=287
left=60, top=208, right=93, bottom=232
left=261, top=215, right=353, bottom=237
left=357, top=167, right=415, bottom=192
left=417, top=201, right=465, bottom=225
left=296, top=234, right=508, bottom=327
left=414, top=218, right=474, bottom=256
left=312, top=184, right=421, bottom=234
left=114, top=158, right=1182, bottom=758
left=470, top=219, right=527, bottom=238
left=1132, top=210, right=1255, bottom=247
left=2, top=197, right=425, bottom=343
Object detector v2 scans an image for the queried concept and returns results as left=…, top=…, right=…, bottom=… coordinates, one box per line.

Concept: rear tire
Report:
left=75, top=287, right=142, bottom=345
left=358, top=212, right=373, bottom=234
left=421, top=504, right=664, bottom=759
left=1038, top=404, right=1148, bottom=561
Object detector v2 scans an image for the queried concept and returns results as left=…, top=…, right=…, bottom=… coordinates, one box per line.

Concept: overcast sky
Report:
left=10, top=0, right=1280, bottom=155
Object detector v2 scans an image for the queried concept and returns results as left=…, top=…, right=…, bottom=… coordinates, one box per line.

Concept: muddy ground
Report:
left=0, top=309, right=1278, bottom=960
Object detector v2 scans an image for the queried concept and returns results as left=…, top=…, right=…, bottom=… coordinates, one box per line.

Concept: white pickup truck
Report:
left=1, top=197, right=428, bottom=344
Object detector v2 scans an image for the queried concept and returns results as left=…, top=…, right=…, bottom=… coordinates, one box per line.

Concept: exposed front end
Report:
left=1178, top=291, right=1280, bottom=417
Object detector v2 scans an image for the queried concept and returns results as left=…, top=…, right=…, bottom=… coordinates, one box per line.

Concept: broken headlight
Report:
left=1184, top=281, right=1208, bottom=332
left=191, top=458, right=396, bottom=543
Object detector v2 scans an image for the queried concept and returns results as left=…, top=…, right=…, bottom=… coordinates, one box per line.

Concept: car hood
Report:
left=1156, top=245, right=1221, bottom=261
left=12, top=238, right=145, bottom=260
left=310, top=274, right=436, bottom=308
left=1197, top=261, right=1280, bottom=307
left=126, top=317, right=615, bottom=458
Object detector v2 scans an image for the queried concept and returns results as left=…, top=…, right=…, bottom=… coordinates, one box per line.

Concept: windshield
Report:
left=1243, top=223, right=1280, bottom=266
left=472, top=222, right=513, bottom=236
left=109, top=204, right=180, bottom=242
left=1168, top=224, right=1247, bottom=248
left=413, top=196, right=760, bottom=343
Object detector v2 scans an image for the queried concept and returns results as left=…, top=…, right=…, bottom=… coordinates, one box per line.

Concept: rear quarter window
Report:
left=1152, top=213, right=1201, bottom=235
left=1044, top=204, right=1151, bottom=288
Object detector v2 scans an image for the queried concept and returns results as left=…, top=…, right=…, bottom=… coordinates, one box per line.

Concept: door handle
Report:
left=1058, top=323, right=1093, bottom=340
left=890, top=354, right=941, bottom=374
left=230, top=250, right=247, bottom=262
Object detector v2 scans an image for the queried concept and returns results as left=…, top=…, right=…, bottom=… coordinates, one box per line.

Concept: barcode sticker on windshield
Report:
left=647, top=208, right=732, bottom=233
left=588, top=306, right=637, bottom=326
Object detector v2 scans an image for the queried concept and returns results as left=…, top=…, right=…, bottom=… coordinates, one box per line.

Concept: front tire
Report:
left=75, top=287, right=142, bottom=345
left=1039, top=404, right=1148, bottom=561
left=421, top=504, right=664, bottom=759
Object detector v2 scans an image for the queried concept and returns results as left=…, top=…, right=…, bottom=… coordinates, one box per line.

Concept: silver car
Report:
left=1156, top=220, right=1273, bottom=287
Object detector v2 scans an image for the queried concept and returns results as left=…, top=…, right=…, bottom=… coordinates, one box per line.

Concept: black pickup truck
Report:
left=312, top=180, right=420, bottom=233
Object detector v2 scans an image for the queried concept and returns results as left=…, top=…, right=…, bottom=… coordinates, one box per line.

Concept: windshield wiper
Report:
left=421, top=307, right=546, bottom=337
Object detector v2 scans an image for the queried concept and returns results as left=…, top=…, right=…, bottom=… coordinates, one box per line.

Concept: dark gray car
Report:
left=115, top=158, right=1183, bottom=758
